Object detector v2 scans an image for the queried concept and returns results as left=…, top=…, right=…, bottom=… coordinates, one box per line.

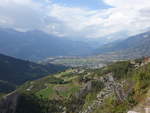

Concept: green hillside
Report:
left=1, top=57, right=148, bottom=113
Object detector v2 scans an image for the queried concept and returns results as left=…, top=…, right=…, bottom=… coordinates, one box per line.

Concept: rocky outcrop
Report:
left=75, top=81, right=92, bottom=98
left=0, top=91, right=20, bottom=113
left=81, top=73, right=126, bottom=113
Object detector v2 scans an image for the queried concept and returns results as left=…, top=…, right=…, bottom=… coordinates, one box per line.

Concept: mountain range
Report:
left=0, top=28, right=92, bottom=61
left=0, top=28, right=150, bottom=113
left=0, top=28, right=150, bottom=62
left=94, top=31, right=150, bottom=59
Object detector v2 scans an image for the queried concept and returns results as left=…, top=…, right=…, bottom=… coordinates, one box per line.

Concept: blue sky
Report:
left=0, top=0, right=150, bottom=40
left=52, top=0, right=111, bottom=10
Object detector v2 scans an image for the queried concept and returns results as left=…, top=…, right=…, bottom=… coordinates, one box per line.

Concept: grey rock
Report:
left=0, top=91, right=20, bottom=113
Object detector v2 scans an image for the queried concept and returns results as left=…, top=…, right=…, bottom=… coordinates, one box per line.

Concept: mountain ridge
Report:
left=0, top=28, right=93, bottom=61
left=0, top=53, right=67, bottom=93
left=94, top=31, right=150, bottom=60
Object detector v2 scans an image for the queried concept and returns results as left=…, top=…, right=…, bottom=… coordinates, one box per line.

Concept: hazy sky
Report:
left=0, top=0, right=150, bottom=39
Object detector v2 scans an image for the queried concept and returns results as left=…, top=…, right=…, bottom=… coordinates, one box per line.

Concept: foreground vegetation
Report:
left=1, top=58, right=150, bottom=113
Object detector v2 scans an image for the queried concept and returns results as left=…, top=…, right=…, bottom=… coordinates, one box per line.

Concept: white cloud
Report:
left=0, top=0, right=150, bottom=40
left=103, top=0, right=150, bottom=36
left=104, top=0, right=150, bottom=9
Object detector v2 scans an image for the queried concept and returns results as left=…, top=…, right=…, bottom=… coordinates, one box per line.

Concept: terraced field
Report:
left=18, top=69, right=87, bottom=99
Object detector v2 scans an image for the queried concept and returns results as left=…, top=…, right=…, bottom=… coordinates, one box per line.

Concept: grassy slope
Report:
left=18, top=69, right=85, bottom=99
left=14, top=59, right=150, bottom=113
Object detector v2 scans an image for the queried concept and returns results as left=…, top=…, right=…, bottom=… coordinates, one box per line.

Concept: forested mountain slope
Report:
left=0, top=53, right=67, bottom=93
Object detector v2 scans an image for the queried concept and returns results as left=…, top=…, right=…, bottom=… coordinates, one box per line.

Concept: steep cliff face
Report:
left=0, top=92, right=20, bottom=113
